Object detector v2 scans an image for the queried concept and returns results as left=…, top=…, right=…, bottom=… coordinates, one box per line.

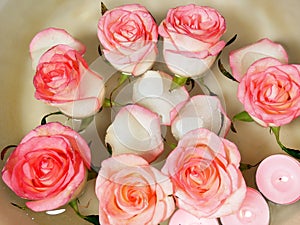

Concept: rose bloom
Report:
left=105, top=104, right=163, bottom=163
left=1, top=122, right=91, bottom=212
left=171, top=95, right=231, bottom=140
left=237, top=57, right=300, bottom=127
left=95, top=154, right=175, bottom=225
left=132, top=70, right=190, bottom=125
left=30, top=28, right=105, bottom=118
left=97, top=4, right=158, bottom=76
left=162, top=128, right=246, bottom=218
left=229, top=38, right=300, bottom=126
left=159, top=4, right=226, bottom=78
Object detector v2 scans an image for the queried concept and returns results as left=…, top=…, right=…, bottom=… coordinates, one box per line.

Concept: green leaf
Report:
left=69, top=200, right=100, bottom=225
left=225, top=34, right=238, bottom=47
left=170, top=75, right=188, bottom=91
left=83, top=215, right=100, bottom=225
left=11, top=202, right=26, bottom=210
left=216, top=34, right=238, bottom=59
left=100, top=2, right=108, bottom=15
left=1, top=144, right=17, bottom=160
left=106, top=143, right=112, bottom=155
left=233, top=111, right=254, bottom=122
left=217, top=59, right=238, bottom=82
left=271, top=127, right=300, bottom=159
left=239, top=163, right=252, bottom=171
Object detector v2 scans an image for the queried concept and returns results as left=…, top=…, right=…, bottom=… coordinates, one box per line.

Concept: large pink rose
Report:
left=237, top=57, right=300, bottom=127
left=1, top=122, right=91, bottom=212
left=159, top=4, right=226, bottom=78
left=162, top=128, right=246, bottom=218
left=95, top=154, right=175, bottom=225
left=97, top=4, right=158, bottom=76
left=30, top=28, right=105, bottom=118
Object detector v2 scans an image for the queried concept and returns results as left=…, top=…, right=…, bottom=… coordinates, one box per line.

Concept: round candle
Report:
left=168, top=209, right=219, bottom=225
left=256, top=154, right=300, bottom=204
left=220, top=187, right=269, bottom=225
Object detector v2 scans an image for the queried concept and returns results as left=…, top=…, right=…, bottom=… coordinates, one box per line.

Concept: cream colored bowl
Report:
left=0, top=0, right=299, bottom=225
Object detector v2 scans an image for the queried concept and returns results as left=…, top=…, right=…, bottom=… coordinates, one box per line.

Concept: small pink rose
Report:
left=105, top=104, right=164, bottom=163
left=132, top=70, right=190, bottom=125
left=229, top=38, right=288, bottom=82
left=30, top=28, right=105, bottom=118
left=97, top=4, right=158, bottom=76
left=171, top=95, right=231, bottom=140
left=162, top=128, right=246, bottom=218
left=1, top=122, right=91, bottom=212
left=159, top=4, right=226, bottom=78
left=95, top=154, right=175, bottom=225
left=238, top=57, right=300, bottom=127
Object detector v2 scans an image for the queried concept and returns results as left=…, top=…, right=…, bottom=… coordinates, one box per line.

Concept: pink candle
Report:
left=256, top=154, right=300, bottom=204
left=220, top=187, right=269, bottom=225
left=168, top=209, right=219, bottom=225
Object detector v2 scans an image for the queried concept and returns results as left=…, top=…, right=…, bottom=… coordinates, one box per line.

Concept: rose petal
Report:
left=29, top=27, right=86, bottom=69
left=105, top=105, right=163, bottom=162
left=171, top=95, right=231, bottom=140
left=25, top=162, right=87, bottom=212
left=19, top=122, right=91, bottom=168
left=229, top=38, right=288, bottom=82
left=132, top=70, right=189, bottom=125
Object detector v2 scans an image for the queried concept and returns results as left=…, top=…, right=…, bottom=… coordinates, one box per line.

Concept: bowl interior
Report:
left=0, top=1, right=299, bottom=225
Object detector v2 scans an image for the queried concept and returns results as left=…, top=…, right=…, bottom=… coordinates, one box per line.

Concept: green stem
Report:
left=239, top=160, right=262, bottom=171
left=217, top=59, right=238, bottom=82
left=69, top=200, right=100, bottom=225
left=41, top=111, right=64, bottom=125
left=197, top=77, right=217, bottom=96
left=1, top=144, right=17, bottom=160
left=108, top=73, right=131, bottom=107
left=170, top=74, right=188, bottom=91
left=270, top=127, right=300, bottom=159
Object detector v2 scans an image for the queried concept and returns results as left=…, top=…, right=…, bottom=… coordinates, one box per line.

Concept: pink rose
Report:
left=229, top=39, right=300, bottom=126
left=162, top=128, right=246, bottom=218
left=237, top=57, right=300, bottom=126
left=30, top=28, right=105, bottom=118
left=171, top=95, right=231, bottom=140
left=97, top=4, right=158, bottom=76
left=159, top=4, right=226, bottom=78
left=95, top=154, right=175, bottom=225
left=1, top=122, right=91, bottom=212
left=105, top=104, right=164, bottom=163
left=132, top=70, right=190, bottom=125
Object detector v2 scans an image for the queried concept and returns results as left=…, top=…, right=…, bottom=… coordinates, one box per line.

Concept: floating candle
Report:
left=168, top=209, right=219, bottom=225
left=256, top=154, right=300, bottom=204
left=220, top=187, right=269, bottom=225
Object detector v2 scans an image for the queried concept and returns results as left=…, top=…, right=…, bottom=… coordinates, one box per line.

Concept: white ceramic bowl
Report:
left=0, top=1, right=299, bottom=225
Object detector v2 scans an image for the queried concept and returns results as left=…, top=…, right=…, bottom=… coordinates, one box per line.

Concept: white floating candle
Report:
left=256, top=154, right=300, bottom=204
left=220, top=187, right=269, bottom=225
left=168, top=209, right=219, bottom=225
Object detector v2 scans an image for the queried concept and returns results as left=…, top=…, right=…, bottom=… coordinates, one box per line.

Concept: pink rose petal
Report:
left=29, top=27, right=86, bottom=69
left=229, top=38, right=288, bottom=82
